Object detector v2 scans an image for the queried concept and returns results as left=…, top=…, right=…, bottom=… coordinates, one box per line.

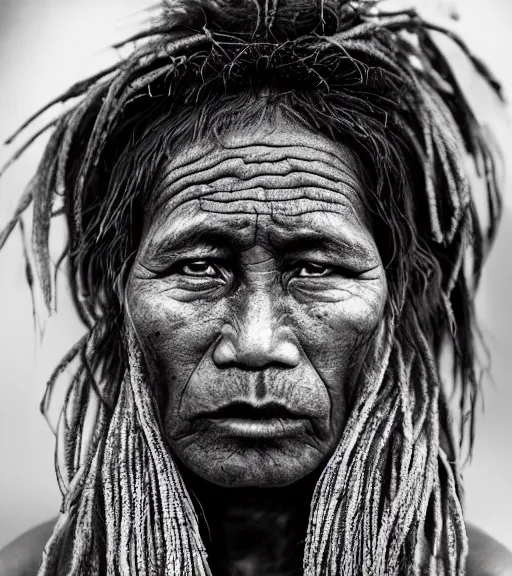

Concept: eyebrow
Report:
left=267, top=231, right=373, bottom=262
left=146, top=225, right=253, bottom=262
left=146, top=223, right=374, bottom=265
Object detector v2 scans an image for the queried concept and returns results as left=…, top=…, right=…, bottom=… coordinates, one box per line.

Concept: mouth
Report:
left=197, top=401, right=306, bottom=439
left=205, top=401, right=300, bottom=420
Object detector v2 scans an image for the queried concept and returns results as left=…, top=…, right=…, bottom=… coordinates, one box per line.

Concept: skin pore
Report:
left=124, top=118, right=388, bottom=573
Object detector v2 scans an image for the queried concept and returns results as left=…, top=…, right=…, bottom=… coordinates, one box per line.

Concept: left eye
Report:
left=296, top=262, right=333, bottom=277
left=180, top=260, right=218, bottom=277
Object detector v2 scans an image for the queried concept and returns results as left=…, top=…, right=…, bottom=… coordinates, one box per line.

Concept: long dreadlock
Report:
left=0, top=0, right=503, bottom=574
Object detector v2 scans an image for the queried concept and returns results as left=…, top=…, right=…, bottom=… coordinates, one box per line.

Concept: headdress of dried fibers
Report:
left=0, top=0, right=503, bottom=574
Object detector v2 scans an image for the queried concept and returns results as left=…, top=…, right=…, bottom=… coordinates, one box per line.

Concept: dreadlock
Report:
left=0, top=0, right=503, bottom=574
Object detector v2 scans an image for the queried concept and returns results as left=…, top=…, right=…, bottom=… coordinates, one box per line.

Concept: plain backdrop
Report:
left=0, top=0, right=511, bottom=552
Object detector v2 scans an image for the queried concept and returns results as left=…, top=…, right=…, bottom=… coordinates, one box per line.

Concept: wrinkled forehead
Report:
left=144, top=119, right=373, bottom=240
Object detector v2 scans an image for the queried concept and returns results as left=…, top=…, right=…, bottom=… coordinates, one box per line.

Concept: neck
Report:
left=181, top=469, right=319, bottom=576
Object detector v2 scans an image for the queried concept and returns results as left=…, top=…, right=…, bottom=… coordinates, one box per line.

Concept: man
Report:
left=0, top=0, right=511, bottom=574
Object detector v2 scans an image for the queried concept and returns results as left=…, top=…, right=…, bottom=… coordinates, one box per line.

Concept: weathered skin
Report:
left=126, top=118, right=388, bottom=489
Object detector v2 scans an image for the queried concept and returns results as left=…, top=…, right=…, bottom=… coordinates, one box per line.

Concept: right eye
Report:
left=296, top=262, right=333, bottom=277
left=178, top=260, right=219, bottom=277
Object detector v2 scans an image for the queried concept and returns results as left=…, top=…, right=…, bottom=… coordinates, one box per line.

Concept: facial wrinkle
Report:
left=145, top=211, right=258, bottom=260
left=263, top=219, right=377, bottom=264
left=174, top=333, right=225, bottom=427
left=156, top=152, right=361, bottom=198
left=293, top=336, right=340, bottom=441
left=141, top=198, right=379, bottom=277
left=151, top=163, right=364, bottom=224
left=251, top=212, right=259, bottom=251
left=190, top=201, right=377, bottom=265
left=148, top=175, right=370, bottom=239
left=196, top=198, right=374, bottom=249
left=127, top=120, right=388, bottom=490
left=198, top=192, right=358, bottom=218
left=177, top=169, right=363, bottom=201
left=255, top=372, right=266, bottom=400
left=157, top=140, right=358, bottom=191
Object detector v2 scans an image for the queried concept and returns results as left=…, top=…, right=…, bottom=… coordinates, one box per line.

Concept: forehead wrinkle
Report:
left=152, top=143, right=360, bottom=208
left=147, top=185, right=368, bottom=238
left=198, top=188, right=365, bottom=224
left=199, top=181, right=363, bottom=206
left=200, top=185, right=358, bottom=200
left=144, top=205, right=376, bottom=266
left=142, top=194, right=377, bottom=268
left=199, top=200, right=357, bottom=218
left=150, top=156, right=365, bottom=219
left=198, top=198, right=372, bottom=246
left=158, top=140, right=356, bottom=184
left=160, top=160, right=361, bottom=198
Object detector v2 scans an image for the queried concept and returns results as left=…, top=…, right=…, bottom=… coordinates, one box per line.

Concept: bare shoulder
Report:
left=0, top=519, right=56, bottom=576
left=1, top=518, right=510, bottom=575
left=467, top=522, right=512, bottom=576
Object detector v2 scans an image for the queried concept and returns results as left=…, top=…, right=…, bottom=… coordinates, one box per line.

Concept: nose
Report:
left=212, top=289, right=300, bottom=369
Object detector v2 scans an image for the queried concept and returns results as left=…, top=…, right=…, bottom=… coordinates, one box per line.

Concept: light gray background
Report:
left=0, top=0, right=510, bottom=551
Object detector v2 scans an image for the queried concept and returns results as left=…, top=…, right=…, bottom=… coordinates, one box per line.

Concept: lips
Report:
left=196, top=401, right=306, bottom=439
left=202, top=401, right=301, bottom=420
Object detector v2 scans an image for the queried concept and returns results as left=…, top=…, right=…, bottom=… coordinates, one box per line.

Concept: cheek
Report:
left=296, top=278, right=387, bottom=392
left=126, top=278, right=223, bottom=393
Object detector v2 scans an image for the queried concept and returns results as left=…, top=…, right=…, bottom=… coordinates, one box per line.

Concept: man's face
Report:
left=126, top=119, right=387, bottom=487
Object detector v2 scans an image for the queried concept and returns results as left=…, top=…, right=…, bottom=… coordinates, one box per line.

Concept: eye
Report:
left=179, top=260, right=219, bottom=277
left=296, top=262, right=333, bottom=277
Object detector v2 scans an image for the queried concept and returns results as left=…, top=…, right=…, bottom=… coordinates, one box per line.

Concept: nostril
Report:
left=212, top=338, right=238, bottom=366
left=212, top=328, right=301, bottom=369
left=275, top=341, right=301, bottom=367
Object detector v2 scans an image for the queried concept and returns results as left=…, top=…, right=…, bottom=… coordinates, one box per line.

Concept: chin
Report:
left=173, top=439, right=328, bottom=488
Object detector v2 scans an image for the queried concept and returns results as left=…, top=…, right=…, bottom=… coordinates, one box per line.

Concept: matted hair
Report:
left=0, top=0, right=503, bottom=574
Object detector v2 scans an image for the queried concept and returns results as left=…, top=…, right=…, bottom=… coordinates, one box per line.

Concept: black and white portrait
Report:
left=0, top=1, right=511, bottom=574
